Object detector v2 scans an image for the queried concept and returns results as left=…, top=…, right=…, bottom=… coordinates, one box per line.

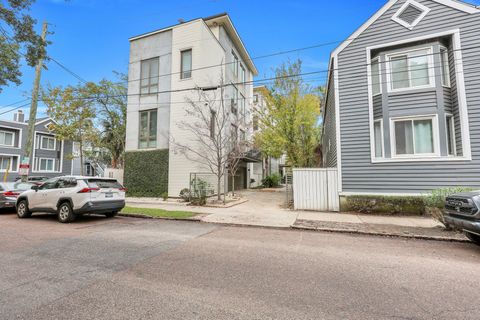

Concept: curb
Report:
left=118, top=213, right=469, bottom=243
left=290, top=225, right=469, bottom=243
left=118, top=213, right=203, bottom=222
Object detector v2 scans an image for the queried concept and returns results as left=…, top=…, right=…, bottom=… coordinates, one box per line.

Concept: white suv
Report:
left=16, top=176, right=126, bottom=223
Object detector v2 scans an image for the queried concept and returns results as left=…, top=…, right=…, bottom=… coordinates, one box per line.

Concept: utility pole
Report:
left=21, top=21, right=48, bottom=182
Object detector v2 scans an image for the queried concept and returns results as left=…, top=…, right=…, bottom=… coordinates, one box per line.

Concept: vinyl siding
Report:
left=337, top=0, right=480, bottom=194
left=373, top=94, right=383, bottom=119
left=322, top=65, right=337, bottom=167
left=388, top=89, right=437, bottom=117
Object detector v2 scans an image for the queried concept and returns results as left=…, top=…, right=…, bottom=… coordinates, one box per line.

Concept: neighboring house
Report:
left=125, top=13, right=258, bottom=197
left=70, top=142, right=107, bottom=177
left=248, top=86, right=281, bottom=187
left=322, top=0, right=480, bottom=199
left=0, top=110, right=73, bottom=181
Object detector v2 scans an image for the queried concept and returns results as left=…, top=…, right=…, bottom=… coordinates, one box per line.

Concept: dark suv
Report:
left=444, top=191, right=480, bottom=246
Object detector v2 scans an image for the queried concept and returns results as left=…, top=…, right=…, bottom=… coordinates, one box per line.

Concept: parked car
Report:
left=444, top=191, right=480, bottom=246
left=15, top=176, right=49, bottom=186
left=15, top=176, right=126, bottom=223
left=0, top=182, right=35, bottom=210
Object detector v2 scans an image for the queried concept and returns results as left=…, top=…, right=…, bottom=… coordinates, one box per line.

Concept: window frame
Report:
left=138, top=109, right=158, bottom=149
left=373, top=119, right=384, bottom=158
left=0, top=155, right=18, bottom=172
left=0, top=130, right=15, bottom=147
left=391, top=0, right=431, bottom=30
left=371, top=57, right=382, bottom=96
left=37, top=158, right=56, bottom=173
left=140, top=57, right=159, bottom=95
left=390, top=115, right=439, bottom=158
left=440, top=46, right=451, bottom=87
left=446, top=114, right=456, bottom=156
left=386, top=47, right=435, bottom=93
left=180, top=48, right=193, bottom=80
left=240, top=64, right=246, bottom=84
left=40, top=135, right=56, bottom=151
left=232, top=51, right=239, bottom=77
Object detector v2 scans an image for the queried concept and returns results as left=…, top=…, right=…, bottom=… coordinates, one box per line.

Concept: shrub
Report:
left=179, top=188, right=191, bottom=202
left=190, top=177, right=208, bottom=205
left=262, top=173, right=281, bottom=188
left=161, top=192, right=168, bottom=201
left=124, top=149, right=169, bottom=197
left=342, top=195, right=425, bottom=215
left=423, top=187, right=474, bottom=229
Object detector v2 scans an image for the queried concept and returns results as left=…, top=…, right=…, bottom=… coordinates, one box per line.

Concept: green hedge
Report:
left=341, top=195, right=425, bottom=215
left=124, top=149, right=169, bottom=197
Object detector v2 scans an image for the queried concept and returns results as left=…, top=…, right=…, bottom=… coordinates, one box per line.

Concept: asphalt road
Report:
left=1, top=212, right=479, bottom=320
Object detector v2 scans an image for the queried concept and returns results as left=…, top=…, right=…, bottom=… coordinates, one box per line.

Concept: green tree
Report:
left=42, top=83, right=99, bottom=176
left=255, top=60, right=321, bottom=168
left=90, top=74, right=127, bottom=168
left=0, top=0, right=48, bottom=91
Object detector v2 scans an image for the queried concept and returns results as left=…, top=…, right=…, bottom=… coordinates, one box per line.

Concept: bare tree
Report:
left=171, top=78, right=233, bottom=201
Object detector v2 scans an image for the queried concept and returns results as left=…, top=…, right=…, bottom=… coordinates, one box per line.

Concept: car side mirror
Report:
left=31, top=185, right=39, bottom=192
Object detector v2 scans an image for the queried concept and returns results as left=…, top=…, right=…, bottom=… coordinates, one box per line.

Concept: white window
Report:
left=180, top=49, right=192, bottom=79
left=392, top=116, right=436, bottom=157
left=371, top=58, right=381, bottom=95
left=139, top=109, right=157, bottom=149
left=232, top=51, right=239, bottom=76
left=391, top=0, right=430, bottom=30
left=140, top=57, right=159, bottom=95
left=374, top=120, right=384, bottom=158
left=446, top=115, right=456, bottom=156
left=0, top=131, right=14, bottom=146
left=240, top=64, right=246, bottom=84
left=440, top=47, right=451, bottom=87
left=38, top=158, right=55, bottom=172
left=388, top=48, right=433, bottom=91
left=41, top=136, right=56, bottom=150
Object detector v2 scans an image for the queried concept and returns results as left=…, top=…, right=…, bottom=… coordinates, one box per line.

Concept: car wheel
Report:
left=16, top=200, right=32, bottom=219
left=58, top=202, right=76, bottom=223
left=105, top=211, right=118, bottom=218
left=465, top=232, right=480, bottom=246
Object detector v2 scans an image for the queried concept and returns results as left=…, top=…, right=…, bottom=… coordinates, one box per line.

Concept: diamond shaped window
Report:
left=392, top=0, right=430, bottom=30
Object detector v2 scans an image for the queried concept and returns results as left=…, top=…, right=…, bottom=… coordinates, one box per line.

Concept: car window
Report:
left=57, top=178, right=77, bottom=188
left=86, top=179, right=122, bottom=189
left=13, top=182, right=33, bottom=191
left=39, top=178, right=58, bottom=190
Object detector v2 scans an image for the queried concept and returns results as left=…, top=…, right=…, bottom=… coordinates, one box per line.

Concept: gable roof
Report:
left=332, top=0, right=479, bottom=57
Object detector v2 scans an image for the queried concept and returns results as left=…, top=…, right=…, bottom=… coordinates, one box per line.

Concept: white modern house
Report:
left=125, top=13, right=258, bottom=197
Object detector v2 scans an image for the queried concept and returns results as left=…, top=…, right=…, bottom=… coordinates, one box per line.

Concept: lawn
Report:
left=121, top=206, right=197, bottom=219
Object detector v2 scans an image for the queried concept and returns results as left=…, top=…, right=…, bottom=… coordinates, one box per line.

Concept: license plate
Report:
left=105, top=192, right=113, bottom=198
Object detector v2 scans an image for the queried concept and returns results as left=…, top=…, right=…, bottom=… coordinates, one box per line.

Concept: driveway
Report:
left=1, top=213, right=480, bottom=319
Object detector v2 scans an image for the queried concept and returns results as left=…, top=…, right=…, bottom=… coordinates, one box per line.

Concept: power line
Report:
left=48, top=57, right=88, bottom=84
left=0, top=98, right=31, bottom=110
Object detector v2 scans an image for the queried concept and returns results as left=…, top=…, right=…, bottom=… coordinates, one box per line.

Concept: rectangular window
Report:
left=231, top=86, right=238, bottom=114
left=240, top=129, right=246, bottom=142
left=140, top=57, right=159, bottom=95
left=231, top=124, right=238, bottom=145
left=180, top=49, right=192, bottom=79
left=371, top=58, right=381, bottom=95
left=440, top=47, right=451, bottom=87
left=210, top=110, right=216, bottom=139
left=389, top=49, right=432, bottom=91
left=0, top=156, right=13, bottom=171
left=240, top=64, right=246, bottom=84
left=253, top=115, right=259, bottom=131
left=0, top=131, right=14, bottom=146
left=253, top=94, right=258, bottom=103
left=232, top=51, right=239, bottom=76
left=38, top=158, right=55, bottom=172
left=41, top=136, right=56, bottom=150
left=393, top=117, right=435, bottom=156
left=374, top=120, right=383, bottom=158
left=139, top=109, right=157, bottom=149
left=239, top=93, right=245, bottom=119
left=446, top=115, right=456, bottom=156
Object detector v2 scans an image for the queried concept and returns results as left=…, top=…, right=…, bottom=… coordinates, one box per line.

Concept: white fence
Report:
left=292, top=168, right=339, bottom=212
left=104, top=168, right=124, bottom=185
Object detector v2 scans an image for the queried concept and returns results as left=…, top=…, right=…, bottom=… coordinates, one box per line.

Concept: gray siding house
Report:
left=0, top=111, right=73, bottom=181
left=322, top=0, right=480, bottom=196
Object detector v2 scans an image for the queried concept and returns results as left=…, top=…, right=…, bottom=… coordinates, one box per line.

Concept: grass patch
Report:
left=121, top=206, right=197, bottom=219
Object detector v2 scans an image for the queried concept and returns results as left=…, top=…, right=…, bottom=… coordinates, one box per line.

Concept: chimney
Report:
left=13, top=110, right=25, bottom=123
left=178, top=18, right=185, bottom=24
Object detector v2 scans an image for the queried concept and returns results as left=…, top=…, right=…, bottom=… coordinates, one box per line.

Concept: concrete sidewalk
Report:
left=126, top=190, right=466, bottom=241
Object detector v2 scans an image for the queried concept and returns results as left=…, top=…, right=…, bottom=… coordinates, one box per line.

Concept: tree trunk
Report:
left=217, top=175, right=221, bottom=201
left=231, top=172, right=235, bottom=196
